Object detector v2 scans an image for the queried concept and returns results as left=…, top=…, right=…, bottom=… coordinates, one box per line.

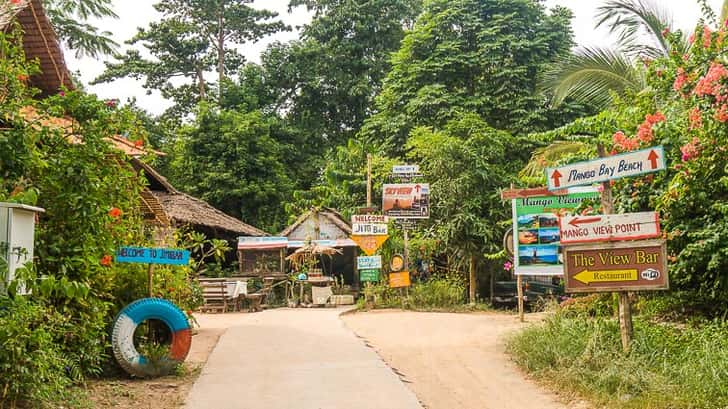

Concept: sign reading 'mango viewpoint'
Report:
left=116, top=247, right=190, bottom=266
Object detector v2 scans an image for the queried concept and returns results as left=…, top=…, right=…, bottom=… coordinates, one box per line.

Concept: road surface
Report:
left=342, top=310, right=583, bottom=409
left=185, top=308, right=422, bottom=409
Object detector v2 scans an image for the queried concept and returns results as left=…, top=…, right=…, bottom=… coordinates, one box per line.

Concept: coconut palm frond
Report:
left=542, top=47, right=644, bottom=109
left=595, top=0, right=675, bottom=58
left=519, top=141, right=590, bottom=180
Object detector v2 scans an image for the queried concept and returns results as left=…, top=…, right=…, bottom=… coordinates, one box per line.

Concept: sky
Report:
left=63, top=0, right=725, bottom=115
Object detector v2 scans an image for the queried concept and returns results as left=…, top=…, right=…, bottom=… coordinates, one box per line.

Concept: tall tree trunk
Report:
left=469, top=255, right=476, bottom=304
left=196, top=64, right=207, bottom=100
left=217, top=1, right=225, bottom=101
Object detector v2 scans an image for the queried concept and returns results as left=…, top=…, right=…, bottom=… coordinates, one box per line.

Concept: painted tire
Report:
left=111, top=298, right=191, bottom=377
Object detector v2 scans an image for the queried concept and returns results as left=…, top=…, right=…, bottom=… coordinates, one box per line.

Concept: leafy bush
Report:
left=359, top=273, right=474, bottom=311
left=507, top=313, right=728, bottom=408
left=0, top=297, right=76, bottom=408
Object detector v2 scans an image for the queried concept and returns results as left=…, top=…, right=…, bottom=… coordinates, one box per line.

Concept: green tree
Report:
left=44, top=0, right=119, bottom=57
left=257, top=0, right=421, bottom=146
left=168, top=105, right=294, bottom=232
left=360, top=0, right=588, bottom=154
left=93, top=0, right=287, bottom=119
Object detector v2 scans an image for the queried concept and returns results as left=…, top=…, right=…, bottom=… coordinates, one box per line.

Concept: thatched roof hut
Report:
left=131, top=158, right=267, bottom=240
left=2, top=0, right=74, bottom=95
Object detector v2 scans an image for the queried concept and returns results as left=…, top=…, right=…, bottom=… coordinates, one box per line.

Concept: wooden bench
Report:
left=198, top=278, right=228, bottom=313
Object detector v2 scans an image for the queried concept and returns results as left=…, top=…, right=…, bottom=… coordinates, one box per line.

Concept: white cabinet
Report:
left=0, top=203, right=44, bottom=293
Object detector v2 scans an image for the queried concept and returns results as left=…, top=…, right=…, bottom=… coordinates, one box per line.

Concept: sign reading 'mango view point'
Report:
left=546, top=146, right=666, bottom=190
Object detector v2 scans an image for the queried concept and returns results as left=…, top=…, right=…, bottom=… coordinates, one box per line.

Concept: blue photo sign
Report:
left=116, top=247, right=190, bottom=266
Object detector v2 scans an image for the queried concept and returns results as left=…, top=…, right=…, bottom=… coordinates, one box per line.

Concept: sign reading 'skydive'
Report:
left=546, top=146, right=666, bottom=190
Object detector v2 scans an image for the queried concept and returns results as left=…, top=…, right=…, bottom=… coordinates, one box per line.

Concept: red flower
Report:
left=58, top=91, right=65, bottom=97
left=16, top=74, right=28, bottom=81
left=104, top=99, right=117, bottom=108
left=108, top=207, right=122, bottom=218
left=134, top=139, right=144, bottom=148
left=673, top=68, right=688, bottom=94
left=716, top=104, right=728, bottom=122
left=100, top=255, right=113, bottom=267
left=10, top=0, right=22, bottom=4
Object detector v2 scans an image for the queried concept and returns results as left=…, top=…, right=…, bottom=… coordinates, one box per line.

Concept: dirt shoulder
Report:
left=342, top=309, right=587, bottom=409
left=86, top=312, right=245, bottom=409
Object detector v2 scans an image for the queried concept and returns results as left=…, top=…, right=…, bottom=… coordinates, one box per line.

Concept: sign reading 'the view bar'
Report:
left=546, top=146, right=666, bottom=190
left=559, top=212, right=661, bottom=244
left=563, top=240, right=668, bottom=293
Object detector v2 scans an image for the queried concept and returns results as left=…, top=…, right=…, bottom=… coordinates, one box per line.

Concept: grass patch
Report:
left=507, top=312, right=728, bottom=408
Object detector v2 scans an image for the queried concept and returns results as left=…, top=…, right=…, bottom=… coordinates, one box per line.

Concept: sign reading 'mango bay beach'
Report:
left=546, top=146, right=666, bottom=190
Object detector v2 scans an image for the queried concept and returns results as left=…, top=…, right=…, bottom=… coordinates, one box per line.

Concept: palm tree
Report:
left=542, top=0, right=723, bottom=109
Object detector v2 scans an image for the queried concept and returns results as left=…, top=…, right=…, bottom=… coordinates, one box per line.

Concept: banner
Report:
left=382, top=183, right=430, bottom=219
left=512, top=188, right=600, bottom=276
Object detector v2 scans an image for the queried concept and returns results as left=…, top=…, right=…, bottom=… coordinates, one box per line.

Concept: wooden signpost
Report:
left=389, top=271, right=411, bottom=288
left=116, top=246, right=191, bottom=297
left=546, top=144, right=669, bottom=352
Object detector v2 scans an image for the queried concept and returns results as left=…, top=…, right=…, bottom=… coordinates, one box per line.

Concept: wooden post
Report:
left=367, top=154, right=372, bottom=207
left=597, top=144, right=632, bottom=352
left=517, top=274, right=524, bottom=322
left=489, top=268, right=495, bottom=304
left=148, top=263, right=154, bottom=298
left=279, top=248, right=285, bottom=273
left=403, top=228, right=409, bottom=272
left=511, top=184, right=524, bottom=322
left=469, top=255, right=476, bottom=304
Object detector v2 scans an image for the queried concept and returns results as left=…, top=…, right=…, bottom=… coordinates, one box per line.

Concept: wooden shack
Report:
left=280, top=208, right=359, bottom=287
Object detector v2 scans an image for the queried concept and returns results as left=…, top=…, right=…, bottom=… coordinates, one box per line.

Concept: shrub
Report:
left=0, top=297, right=75, bottom=408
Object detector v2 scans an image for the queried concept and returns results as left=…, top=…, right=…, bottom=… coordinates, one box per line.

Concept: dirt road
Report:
left=343, top=310, right=582, bottom=409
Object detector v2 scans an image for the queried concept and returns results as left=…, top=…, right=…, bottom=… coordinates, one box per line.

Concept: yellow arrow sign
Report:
left=573, top=269, right=638, bottom=285
left=350, top=235, right=389, bottom=256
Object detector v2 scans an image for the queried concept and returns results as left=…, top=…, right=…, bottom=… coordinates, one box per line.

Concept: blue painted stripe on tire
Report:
left=122, top=298, right=189, bottom=332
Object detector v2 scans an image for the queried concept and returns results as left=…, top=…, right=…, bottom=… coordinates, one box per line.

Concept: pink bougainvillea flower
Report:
left=108, top=207, right=122, bottom=218
left=673, top=68, right=688, bottom=94
left=680, top=137, right=700, bottom=162
left=703, top=25, right=712, bottom=48
left=104, top=99, right=117, bottom=108
left=503, top=261, right=513, bottom=271
left=58, top=91, right=65, bottom=97
left=694, top=62, right=728, bottom=97
left=100, top=255, right=113, bottom=267
left=689, top=107, right=703, bottom=129
left=716, top=104, right=728, bottom=122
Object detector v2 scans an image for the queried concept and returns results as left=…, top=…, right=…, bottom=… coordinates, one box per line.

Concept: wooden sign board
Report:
left=389, top=271, right=411, bottom=288
left=559, top=212, right=661, bottom=244
left=352, top=223, right=388, bottom=235
left=546, top=146, right=666, bottom=190
left=116, top=247, right=190, bottom=265
left=563, top=240, right=668, bottom=293
left=350, top=235, right=389, bottom=256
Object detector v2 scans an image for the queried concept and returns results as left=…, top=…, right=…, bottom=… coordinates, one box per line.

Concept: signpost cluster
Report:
left=350, top=158, right=429, bottom=296
left=503, top=145, right=669, bottom=351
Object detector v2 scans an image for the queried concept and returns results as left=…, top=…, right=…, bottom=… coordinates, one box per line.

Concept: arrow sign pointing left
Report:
left=560, top=212, right=660, bottom=244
